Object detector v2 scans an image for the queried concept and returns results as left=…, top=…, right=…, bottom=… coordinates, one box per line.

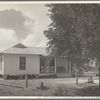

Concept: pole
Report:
left=25, top=74, right=28, bottom=88
left=97, top=60, right=100, bottom=88
left=99, top=65, right=100, bottom=88
left=75, top=71, right=78, bottom=85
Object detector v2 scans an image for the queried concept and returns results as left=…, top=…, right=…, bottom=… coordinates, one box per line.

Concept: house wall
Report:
left=0, top=55, right=4, bottom=75
left=3, top=54, right=40, bottom=75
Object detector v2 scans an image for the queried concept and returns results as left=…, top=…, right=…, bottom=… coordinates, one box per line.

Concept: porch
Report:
left=39, top=56, right=56, bottom=76
left=39, top=56, right=73, bottom=78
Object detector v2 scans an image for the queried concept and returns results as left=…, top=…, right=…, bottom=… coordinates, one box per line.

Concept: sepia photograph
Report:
left=0, top=1, right=99, bottom=97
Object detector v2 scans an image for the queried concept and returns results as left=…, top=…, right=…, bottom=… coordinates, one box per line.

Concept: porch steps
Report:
left=56, top=73, right=72, bottom=78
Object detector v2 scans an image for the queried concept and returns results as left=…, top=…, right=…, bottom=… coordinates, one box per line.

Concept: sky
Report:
left=0, top=3, right=51, bottom=52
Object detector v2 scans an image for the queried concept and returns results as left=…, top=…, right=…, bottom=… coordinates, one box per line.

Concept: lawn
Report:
left=0, top=77, right=99, bottom=96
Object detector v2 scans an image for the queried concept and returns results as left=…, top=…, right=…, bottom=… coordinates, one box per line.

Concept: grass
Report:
left=0, top=77, right=99, bottom=96
left=77, top=85, right=100, bottom=96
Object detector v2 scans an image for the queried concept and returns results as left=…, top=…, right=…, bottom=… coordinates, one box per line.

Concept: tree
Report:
left=44, top=4, right=100, bottom=87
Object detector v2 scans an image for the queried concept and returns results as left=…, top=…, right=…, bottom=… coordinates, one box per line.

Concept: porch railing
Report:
left=40, top=66, right=55, bottom=73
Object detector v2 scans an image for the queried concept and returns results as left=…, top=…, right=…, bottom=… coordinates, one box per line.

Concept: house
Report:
left=0, top=43, right=72, bottom=79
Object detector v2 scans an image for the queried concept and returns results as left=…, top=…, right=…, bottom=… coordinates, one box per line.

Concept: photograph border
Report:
left=0, top=0, right=100, bottom=99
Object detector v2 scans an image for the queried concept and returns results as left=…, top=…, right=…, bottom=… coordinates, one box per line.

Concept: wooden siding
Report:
left=3, top=54, right=40, bottom=75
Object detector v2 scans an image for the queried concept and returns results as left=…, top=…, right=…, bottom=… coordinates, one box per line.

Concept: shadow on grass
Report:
left=53, top=84, right=100, bottom=96
left=53, top=85, right=74, bottom=96
left=77, top=85, right=100, bottom=96
left=0, top=83, right=23, bottom=88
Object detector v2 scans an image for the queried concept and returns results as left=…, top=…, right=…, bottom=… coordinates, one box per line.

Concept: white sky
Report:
left=0, top=3, right=51, bottom=52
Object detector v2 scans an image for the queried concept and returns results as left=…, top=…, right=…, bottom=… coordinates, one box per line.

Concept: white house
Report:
left=0, top=43, right=72, bottom=79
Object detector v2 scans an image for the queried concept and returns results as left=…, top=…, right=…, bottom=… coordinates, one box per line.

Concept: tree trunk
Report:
left=75, top=72, right=78, bottom=85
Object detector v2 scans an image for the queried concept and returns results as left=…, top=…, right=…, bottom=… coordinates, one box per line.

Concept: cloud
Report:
left=0, top=28, right=18, bottom=42
left=22, top=20, right=48, bottom=47
left=0, top=4, right=51, bottom=50
left=0, top=9, right=36, bottom=40
left=22, top=34, right=47, bottom=47
left=21, top=31, right=47, bottom=47
left=0, top=28, right=19, bottom=52
left=36, top=41, right=47, bottom=47
left=0, top=8, right=47, bottom=47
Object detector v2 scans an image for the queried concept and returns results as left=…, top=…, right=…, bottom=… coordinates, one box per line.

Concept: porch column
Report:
left=69, top=60, right=72, bottom=73
left=68, top=59, right=72, bottom=73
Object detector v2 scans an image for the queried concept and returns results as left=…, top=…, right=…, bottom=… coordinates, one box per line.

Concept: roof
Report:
left=0, top=43, right=47, bottom=56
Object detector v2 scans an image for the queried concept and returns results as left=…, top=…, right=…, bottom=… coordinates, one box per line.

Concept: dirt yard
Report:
left=0, top=77, right=99, bottom=96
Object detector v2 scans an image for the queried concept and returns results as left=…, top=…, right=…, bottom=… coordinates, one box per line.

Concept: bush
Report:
left=53, top=85, right=70, bottom=96
left=96, top=73, right=99, bottom=76
left=71, top=71, right=83, bottom=77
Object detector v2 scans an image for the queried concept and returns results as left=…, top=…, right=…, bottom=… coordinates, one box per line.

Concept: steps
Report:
left=56, top=73, right=72, bottom=78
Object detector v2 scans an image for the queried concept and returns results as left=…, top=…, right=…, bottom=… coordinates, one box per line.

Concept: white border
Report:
left=0, top=1, right=100, bottom=4
left=0, top=96, right=100, bottom=99
left=0, top=1, right=100, bottom=99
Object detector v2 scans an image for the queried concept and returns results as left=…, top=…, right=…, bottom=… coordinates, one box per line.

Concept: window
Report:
left=57, top=66, right=66, bottom=73
left=50, top=59, right=55, bottom=66
left=40, top=58, right=45, bottom=66
left=19, top=57, right=26, bottom=70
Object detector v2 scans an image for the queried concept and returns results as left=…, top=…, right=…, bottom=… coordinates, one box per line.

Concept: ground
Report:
left=0, top=77, right=99, bottom=96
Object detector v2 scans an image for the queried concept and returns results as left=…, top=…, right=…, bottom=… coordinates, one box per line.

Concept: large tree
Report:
left=44, top=4, right=100, bottom=86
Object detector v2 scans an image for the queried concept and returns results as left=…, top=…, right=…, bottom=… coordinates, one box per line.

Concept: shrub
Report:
left=53, top=85, right=70, bottom=96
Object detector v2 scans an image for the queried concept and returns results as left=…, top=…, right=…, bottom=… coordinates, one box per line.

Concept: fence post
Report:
left=75, top=71, right=78, bottom=85
left=3, top=75, right=7, bottom=80
left=19, top=74, right=23, bottom=80
left=25, top=74, right=28, bottom=88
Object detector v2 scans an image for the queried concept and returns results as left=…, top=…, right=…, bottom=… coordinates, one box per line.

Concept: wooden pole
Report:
left=3, top=75, right=7, bottom=80
left=99, top=66, right=100, bottom=88
left=19, top=74, right=23, bottom=80
left=75, top=72, right=78, bottom=85
left=97, top=60, right=100, bottom=88
left=25, top=74, right=28, bottom=88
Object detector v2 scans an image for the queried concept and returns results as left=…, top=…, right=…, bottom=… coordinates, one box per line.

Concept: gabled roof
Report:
left=13, top=43, right=27, bottom=48
left=0, top=43, right=47, bottom=56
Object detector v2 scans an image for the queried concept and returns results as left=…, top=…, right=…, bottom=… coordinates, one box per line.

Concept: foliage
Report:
left=44, top=4, right=100, bottom=62
left=44, top=4, right=100, bottom=86
left=53, top=85, right=70, bottom=96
